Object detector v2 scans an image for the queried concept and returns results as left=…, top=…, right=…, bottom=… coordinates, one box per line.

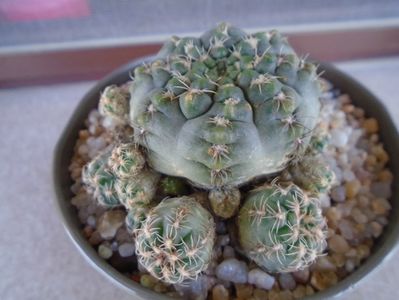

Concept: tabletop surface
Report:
left=1, top=57, right=398, bottom=300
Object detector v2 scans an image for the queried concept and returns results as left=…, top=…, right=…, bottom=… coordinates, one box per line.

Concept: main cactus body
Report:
left=238, top=183, right=326, bottom=273
left=128, top=23, right=321, bottom=189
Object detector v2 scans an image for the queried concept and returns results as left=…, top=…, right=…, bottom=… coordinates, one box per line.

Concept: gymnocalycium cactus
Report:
left=125, top=22, right=321, bottom=189
left=135, top=197, right=215, bottom=283
left=81, top=23, right=336, bottom=284
left=238, top=182, right=327, bottom=273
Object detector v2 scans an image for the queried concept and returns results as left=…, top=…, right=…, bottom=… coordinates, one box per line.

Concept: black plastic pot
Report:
left=53, top=57, right=399, bottom=299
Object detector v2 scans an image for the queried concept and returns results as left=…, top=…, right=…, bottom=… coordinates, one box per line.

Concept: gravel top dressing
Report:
left=68, top=78, right=392, bottom=300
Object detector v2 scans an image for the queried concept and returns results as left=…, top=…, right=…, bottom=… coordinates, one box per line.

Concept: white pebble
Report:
left=279, top=273, right=296, bottom=290
left=216, top=258, right=248, bottom=283
left=331, top=129, right=349, bottom=148
left=118, top=243, right=135, bottom=257
left=216, top=235, right=230, bottom=247
left=248, top=268, right=275, bottom=290
left=331, top=186, right=346, bottom=202
left=87, top=215, right=96, bottom=227
left=319, top=193, right=331, bottom=208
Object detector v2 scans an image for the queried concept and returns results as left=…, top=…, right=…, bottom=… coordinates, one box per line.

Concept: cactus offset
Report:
left=129, top=23, right=321, bottom=189
left=209, top=187, right=240, bottom=219
left=135, top=197, right=215, bottom=284
left=99, top=84, right=130, bottom=123
left=238, top=182, right=326, bottom=273
left=109, top=142, right=146, bottom=179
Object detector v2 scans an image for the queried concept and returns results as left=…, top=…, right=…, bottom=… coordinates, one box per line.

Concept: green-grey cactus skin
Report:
left=116, top=170, right=160, bottom=210
left=82, top=148, right=121, bottom=207
left=209, top=187, right=240, bottom=219
left=238, top=183, right=326, bottom=273
left=125, top=204, right=149, bottom=233
left=160, top=176, right=190, bottom=196
left=109, top=143, right=146, bottom=179
left=135, top=196, right=215, bottom=284
left=129, top=23, right=321, bottom=189
left=99, top=84, right=130, bottom=123
left=289, top=156, right=335, bottom=195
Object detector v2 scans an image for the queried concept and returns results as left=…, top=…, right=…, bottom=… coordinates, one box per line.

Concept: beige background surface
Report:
left=0, top=57, right=398, bottom=300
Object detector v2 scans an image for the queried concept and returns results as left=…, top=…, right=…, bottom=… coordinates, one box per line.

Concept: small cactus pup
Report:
left=135, top=196, right=215, bottom=284
left=238, top=182, right=327, bottom=273
left=129, top=22, right=322, bottom=189
left=99, top=84, right=130, bottom=123
left=81, top=148, right=121, bottom=207
left=288, top=155, right=335, bottom=195
left=209, top=187, right=240, bottom=218
left=108, top=142, right=146, bottom=179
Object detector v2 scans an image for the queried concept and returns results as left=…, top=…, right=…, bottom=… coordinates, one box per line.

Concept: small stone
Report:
left=118, top=243, right=135, bottom=257
left=212, top=284, right=229, bottom=300
left=331, top=129, right=349, bottom=148
left=305, top=285, right=315, bottom=296
left=83, top=225, right=94, bottom=238
left=235, top=283, right=253, bottom=299
left=87, top=215, right=96, bottom=227
left=310, top=271, right=338, bottom=291
left=217, top=235, right=230, bottom=247
left=154, top=282, right=168, bottom=293
left=331, top=186, right=346, bottom=203
left=216, top=258, right=248, bottom=283
left=313, top=256, right=337, bottom=271
left=279, top=273, right=296, bottom=290
left=140, top=274, right=158, bottom=289
left=371, top=182, right=392, bottom=199
left=371, top=197, right=391, bottom=215
left=331, top=253, right=346, bottom=268
left=223, top=246, right=236, bottom=259
left=325, top=207, right=342, bottom=227
left=370, top=221, right=383, bottom=238
left=356, top=244, right=371, bottom=260
left=329, top=234, right=350, bottom=254
left=363, top=118, right=379, bottom=134
left=248, top=268, right=275, bottom=290
left=345, top=180, right=361, bottom=199
left=319, top=193, right=331, bottom=208
left=253, top=288, right=268, bottom=300
left=292, top=268, right=310, bottom=284
left=216, top=221, right=227, bottom=234
left=345, top=259, right=356, bottom=273
left=88, top=230, right=103, bottom=246
left=279, top=290, right=294, bottom=300
left=352, top=207, right=368, bottom=224
left=378, top=169, right=393, bottom=182
left=292, top=285, right=306, bottom=299
left=175, top=276, right=212, bottom=299
left=98, top=243, right=113, bottom=259
left=338, top=219, right=355, bottom=240
left=97, top=210, right=126, bottom=239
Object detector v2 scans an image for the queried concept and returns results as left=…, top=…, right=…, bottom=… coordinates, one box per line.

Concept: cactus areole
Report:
left=128, top=23, right=321, bottom=189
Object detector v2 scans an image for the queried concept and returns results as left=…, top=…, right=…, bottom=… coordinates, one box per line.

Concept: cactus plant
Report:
left=289, top=155, right=335, bottom=195
left=135, top=196, right=215, bottom=283
left=99, top=84, right=130, bottom=123
left=109, top=142, right=146, bottom=179
left=126, top=23, right=321, bottom=189
left=238, top=182, right=327, bottom=273
left=82, top=148, right=121, bottom=207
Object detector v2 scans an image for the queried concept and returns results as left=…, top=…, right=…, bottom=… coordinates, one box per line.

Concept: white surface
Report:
left=0, top=57, right=398, bottom=300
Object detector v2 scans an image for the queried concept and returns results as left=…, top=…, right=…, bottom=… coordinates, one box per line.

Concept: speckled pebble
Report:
left=98, top=244, right=113, bottom=259
left=216, top=259, right=248, bottom=283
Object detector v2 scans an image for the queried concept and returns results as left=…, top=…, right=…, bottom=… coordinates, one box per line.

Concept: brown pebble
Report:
left=345, top=180, right=361, bottom=199
left=252, top=288, right=268, bottom=300
left=79, top=129, right=90, bottom=139
left=292, top=268, right=310, bottom=284
left=331, top=253, right=346, bottom=268
left=88, top=230, right=103, bottom=246
left=353, top=107, right=365, bottom=119
left=370, top=221, right=383, bottom=238
left=356, top=244, right=371, bottom=260
left=292, top=285, right=307, bottom=299
left=279, top=290, right=294, bottom=300
left=378, top=169, right=393, bottom=182
left=363, top=118, right=379, bottom=134
left=310, top=271, right=338, bottom=291
left=83, top=226, right=94, bottom=238
left=373, top=145, right=389, bottom=164
left=305, top=285, right=315, bottom=296
left=328, top=234, right=350, bottom=254
left=235, top=283, right=253, bottom=299
left=212, top=284, right=229, bottom=300
left=153, top=282, right=168, bottom=293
